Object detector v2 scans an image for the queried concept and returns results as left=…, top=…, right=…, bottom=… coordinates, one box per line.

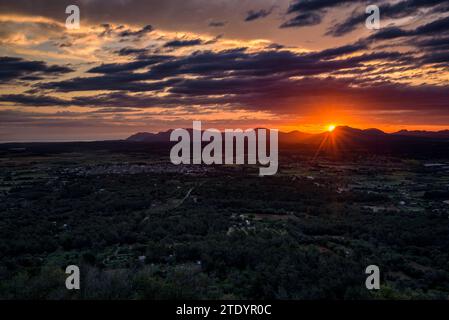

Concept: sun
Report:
left=327, top=124, right=336, bottom=132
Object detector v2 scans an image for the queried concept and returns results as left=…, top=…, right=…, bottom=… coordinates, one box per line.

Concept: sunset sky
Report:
left=0, top=0, right=449, bottom=141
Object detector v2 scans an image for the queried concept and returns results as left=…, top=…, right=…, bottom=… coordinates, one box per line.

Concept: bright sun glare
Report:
left=327, top=125, right=336, bottom=132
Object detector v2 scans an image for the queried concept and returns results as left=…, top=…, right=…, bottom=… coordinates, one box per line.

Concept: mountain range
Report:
left=126, top=126, right=449, bottom=143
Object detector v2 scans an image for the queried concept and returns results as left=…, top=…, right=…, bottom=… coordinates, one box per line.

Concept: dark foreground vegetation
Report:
left=0, top=141, right=448, bottom=299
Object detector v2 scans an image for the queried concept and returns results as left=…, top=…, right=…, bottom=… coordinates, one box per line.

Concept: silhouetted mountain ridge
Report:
left=393, top=129, right=449, bottom=139
left=127, top=126, right=449, bottom=143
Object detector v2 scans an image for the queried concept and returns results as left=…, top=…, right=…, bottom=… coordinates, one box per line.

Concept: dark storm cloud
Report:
left=265, top=43, right=285, bottom=50
left=118, top=24, right=154, bottom=38
left=164, top=39, right=204, bottom=48
left=369, top=27, right=411, bottom=40
left=280, top=12, right=322, bottom=28
left=39, top=75, right=181, bottom=92
left=0, top=109, right=122, bottom=128
left=5, top=45, right=412, bottom=112
left=88, top=56, right=171, bottom=74
left=415, top=36, right=449, bottom=50
left=163, top=35, right=221, bottom=48
left=30, top=44, right=409, bottom=96
left=125, top=76, right=449, bottom=114
left=4, top=75, right=449, bottom=119
left=281, top=0, right=363, bottom=28
left=368, top=15, right=449, bottom=41
left=33, top=45, right=405, bottom=94
left=359, top=15, right=449, bottom=65
left=283, top=0, right=448, bottom=34
left=0, top=91, right=236, bottom=109
left=327, top=11, right=366, bottom=37
left=164, top=52, right=404, bottom=97
left=245, top=8, right=273, bottom=22
left=0, top=56, right=73, bottom=84
left=420, top=51, right=449, bottom=65
left=157, top=48, right=401, bottom=79
left=414, top=15, right=449, bottom=35
left=328, top=0, right=448, bottom=36
left=115, top=47, right=150, bottom=57
left=309, top=42, right=368, bottom=59
left=0, top=94, right=72, bottom=106
left=286, top=0, right=358, bottom=12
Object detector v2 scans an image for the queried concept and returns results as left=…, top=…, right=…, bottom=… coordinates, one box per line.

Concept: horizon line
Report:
left=2, top=125, right=449, bottom=144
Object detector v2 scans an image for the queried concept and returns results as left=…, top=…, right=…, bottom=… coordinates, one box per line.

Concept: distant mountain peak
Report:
left=330, top=126, right=383, bottom=137
left=393, top=129, right=449, bottom=139
left=126, top=130, right=173, bottom=142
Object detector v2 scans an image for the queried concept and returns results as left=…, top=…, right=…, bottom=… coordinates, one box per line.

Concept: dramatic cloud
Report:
left=118, top=24, right=154, bottom=38
left=87, top=56, right=171, bottom=74
left=39, top=75, right=181, bottom=93
left=0, top=0, right=448, bottom=141
left=281, top=0, right=361, bottom=28
left=164, top=39, right=204, bottom=48
left=329, top=0, right=449, bottom=36
left=2, top=45, right=439, bottom=115
left=369, top=16, right=449, bottom=41
left=4, top=77, right=449, bottom=118
left=0, top=56, right=72, bottom=84
left=28, top=46, right=410, bottom=96
left=115, top=47, right=152, bottom=57
left=286, top=0, right=358, bottom=12
left=283, top=0, right=449, bottom=37
left=416, top=36, right=449, bottom=51
left=245, top=8, right=274, bottom=22
left=0, top=94, right=71, bottom=106
left=280, top=12, right=322, bottom=28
